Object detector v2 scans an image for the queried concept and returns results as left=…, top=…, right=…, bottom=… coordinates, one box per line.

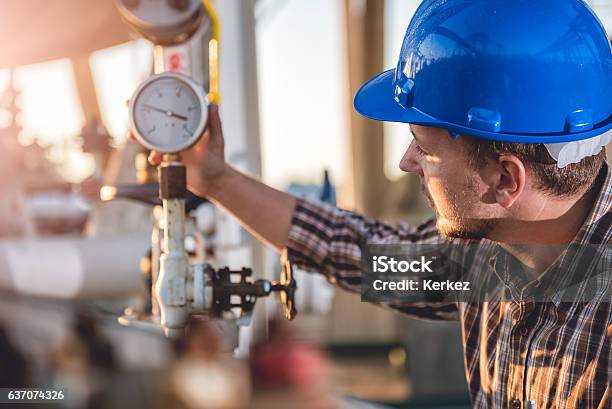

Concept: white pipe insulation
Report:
left=0, top=234, right=149, bottom=299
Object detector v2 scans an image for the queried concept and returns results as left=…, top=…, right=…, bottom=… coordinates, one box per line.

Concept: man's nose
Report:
left=399, top=140, right=423, bottom=175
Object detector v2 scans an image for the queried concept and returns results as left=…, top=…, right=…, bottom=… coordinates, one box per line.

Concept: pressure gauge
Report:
left=129, top=72, right=208, bottom=153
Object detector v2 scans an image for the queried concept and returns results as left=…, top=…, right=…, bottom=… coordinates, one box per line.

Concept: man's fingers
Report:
left=148, top=151, right=163, bottom=166
left=127, top=131, right=137, bottom=142
left=208, top=104, right=223, bottom=142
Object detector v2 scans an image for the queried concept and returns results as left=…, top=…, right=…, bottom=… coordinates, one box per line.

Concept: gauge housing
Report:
left=129, top=72, right=208, bottom=153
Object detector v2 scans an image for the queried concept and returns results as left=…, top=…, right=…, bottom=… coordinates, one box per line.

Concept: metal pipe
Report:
left=155, top=158, right=191, bottom=338
left=156, top=196, right=190, bottom=338
left=0, top=235, right=147, bottom=299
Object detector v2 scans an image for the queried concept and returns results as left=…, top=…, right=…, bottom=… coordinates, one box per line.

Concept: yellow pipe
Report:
left=202, top=0, right=221, bottom=104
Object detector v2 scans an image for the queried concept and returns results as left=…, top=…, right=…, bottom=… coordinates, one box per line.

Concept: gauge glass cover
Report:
left=131, top=73, right=206, bottom=153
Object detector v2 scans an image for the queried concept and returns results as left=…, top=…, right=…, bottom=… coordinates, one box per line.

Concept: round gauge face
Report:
left=130, top=72, right=207, bottom=153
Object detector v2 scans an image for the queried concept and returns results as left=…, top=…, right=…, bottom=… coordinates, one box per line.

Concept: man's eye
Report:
left=415, top=144, right=429, bottom=156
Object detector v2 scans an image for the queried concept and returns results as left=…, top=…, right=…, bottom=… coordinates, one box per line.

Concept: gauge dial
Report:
left=129, top=72, right=208, bottom=153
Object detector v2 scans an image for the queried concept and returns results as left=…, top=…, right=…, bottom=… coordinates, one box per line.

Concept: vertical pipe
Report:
left=156, top=158, right=190, bottom=338
left=162, top=199, right=186, bottom=258
left=157, top=197, right=190, bottom=338
left=215, top=0, right=266, bottom=355
left=343, top=0, right=387, bottom=217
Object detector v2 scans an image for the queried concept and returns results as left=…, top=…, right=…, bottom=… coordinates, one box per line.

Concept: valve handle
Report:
left=209, top=250, right=298, bottom=321
left=276, top=249, right=298, bottom=320
left=100, top=182, right=208, bottom=211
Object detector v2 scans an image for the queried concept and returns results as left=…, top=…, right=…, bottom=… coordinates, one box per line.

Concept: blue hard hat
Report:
left=354, top=0, right=612, bottom=143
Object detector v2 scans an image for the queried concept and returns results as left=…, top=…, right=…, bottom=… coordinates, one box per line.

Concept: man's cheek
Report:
left=429, top=180, right=458, bottom=215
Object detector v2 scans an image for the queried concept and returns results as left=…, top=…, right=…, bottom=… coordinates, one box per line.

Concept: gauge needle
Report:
left=144, top=104, right=188, bottom=121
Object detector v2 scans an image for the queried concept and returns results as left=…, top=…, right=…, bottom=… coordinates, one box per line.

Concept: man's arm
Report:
left=205, top=164, right=297, bottom=251
left=148, top=105, right=457, bottom=321
left=206, top=168, right=456, bottom=321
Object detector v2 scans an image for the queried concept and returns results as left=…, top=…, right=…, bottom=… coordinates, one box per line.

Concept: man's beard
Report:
left=436, top=217, right=496, bottom=240
left=420, top=181, right=497, bottom=240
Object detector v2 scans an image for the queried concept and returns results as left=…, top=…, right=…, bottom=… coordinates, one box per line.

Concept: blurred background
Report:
left=0, top=1, right=611, bottom=409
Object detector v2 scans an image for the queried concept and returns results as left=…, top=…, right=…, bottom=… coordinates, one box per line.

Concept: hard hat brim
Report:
left=354, top=70, right=440, bottom=127
left=354, top=70, right=612, bottom=144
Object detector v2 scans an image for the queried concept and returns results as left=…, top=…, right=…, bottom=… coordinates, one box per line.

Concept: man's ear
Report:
left=494, top=154, right=526, bottom=208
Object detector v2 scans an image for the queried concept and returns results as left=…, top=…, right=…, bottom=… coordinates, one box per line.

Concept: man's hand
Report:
left=143, top=105, right=228, bottom=198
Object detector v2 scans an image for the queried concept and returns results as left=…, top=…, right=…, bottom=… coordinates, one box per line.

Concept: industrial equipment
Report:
left=107, top=0, right=297, bottom=338
left=129, top=72, right=207, bottom=153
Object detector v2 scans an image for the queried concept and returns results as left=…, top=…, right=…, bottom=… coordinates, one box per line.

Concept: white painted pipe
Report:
left=0, top=234, right=149, bottom=299
left=156, top=198, right=190, bottom=338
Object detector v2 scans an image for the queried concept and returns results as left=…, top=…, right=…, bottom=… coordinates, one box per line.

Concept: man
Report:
left=147, top=0, right=611, bottom=407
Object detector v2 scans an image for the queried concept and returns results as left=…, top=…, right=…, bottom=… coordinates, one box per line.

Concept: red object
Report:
left=169, top=53, right=181, bottom=71
left=251, top=341, right=328, bottom=391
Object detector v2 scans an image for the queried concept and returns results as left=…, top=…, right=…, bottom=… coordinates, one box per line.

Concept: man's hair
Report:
left=462, top=136, right=606, bottom=197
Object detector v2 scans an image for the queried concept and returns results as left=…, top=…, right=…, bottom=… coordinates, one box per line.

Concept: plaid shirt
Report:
left=287, top=163, right=612, bottom=409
